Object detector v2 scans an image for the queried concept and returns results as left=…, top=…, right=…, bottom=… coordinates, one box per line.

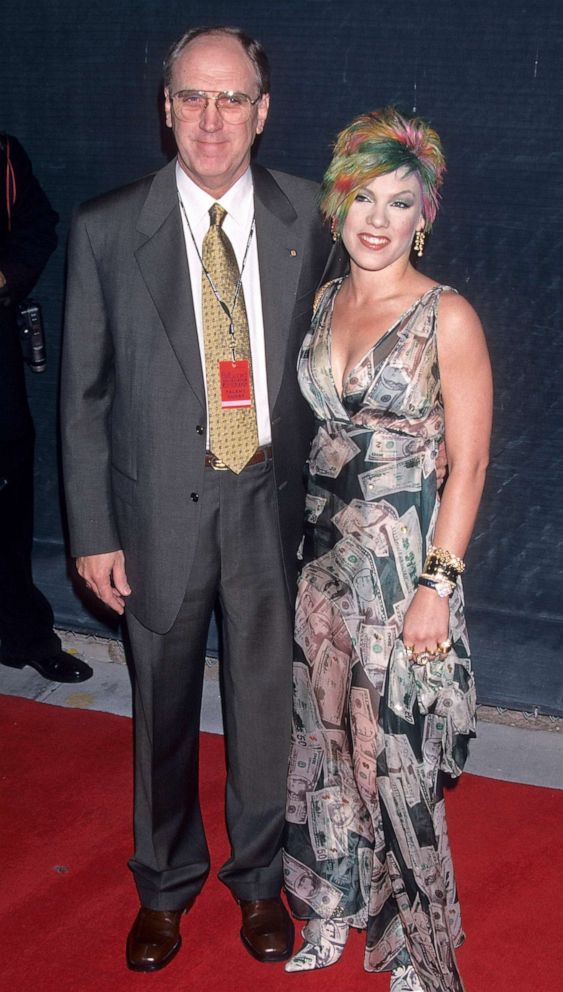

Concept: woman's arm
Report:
left=402, top=291, right=493, bottom=655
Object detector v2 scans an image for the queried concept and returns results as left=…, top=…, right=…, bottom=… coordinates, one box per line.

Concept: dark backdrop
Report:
left=2, top=0, right=562, bottom=713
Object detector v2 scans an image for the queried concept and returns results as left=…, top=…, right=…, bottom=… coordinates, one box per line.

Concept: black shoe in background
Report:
left=1, top=648, right=93, bottom=683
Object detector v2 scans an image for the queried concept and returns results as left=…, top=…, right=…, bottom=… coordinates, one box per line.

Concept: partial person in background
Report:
left=284, top=108, right=492, bottom=992
left=0, top=133, right=92, bottom=684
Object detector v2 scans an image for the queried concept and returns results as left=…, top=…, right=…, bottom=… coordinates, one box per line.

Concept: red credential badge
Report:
left=219, top=360, right=252, bottom=408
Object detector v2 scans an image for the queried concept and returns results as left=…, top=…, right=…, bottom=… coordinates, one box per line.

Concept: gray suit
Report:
left=62, top=158, right=336, bottom=907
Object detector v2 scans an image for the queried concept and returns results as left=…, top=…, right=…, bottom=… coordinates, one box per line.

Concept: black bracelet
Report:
left=424, top=561, right=460, bottom=583
left=417, top=575, right=455, bottom=599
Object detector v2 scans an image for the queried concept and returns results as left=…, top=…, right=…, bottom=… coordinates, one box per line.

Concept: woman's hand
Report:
left=402, top=585, right=451, bottom=663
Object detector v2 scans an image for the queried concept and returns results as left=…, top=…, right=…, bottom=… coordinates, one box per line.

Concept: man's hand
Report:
left=436, top=440, right=448, bottom=489
left=76, top=550, right=131, bottom=615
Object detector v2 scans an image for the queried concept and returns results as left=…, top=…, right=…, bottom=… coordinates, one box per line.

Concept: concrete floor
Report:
left=1, top=629, right=562, bottom=790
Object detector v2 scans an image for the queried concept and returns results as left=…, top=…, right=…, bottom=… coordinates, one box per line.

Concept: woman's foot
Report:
left=390, top=964, right=424, bottom=991
left=284, top=918, right=349, bottom=972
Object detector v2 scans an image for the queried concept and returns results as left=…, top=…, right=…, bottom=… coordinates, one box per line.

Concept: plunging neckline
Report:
left=327, top=281, right=440, bottom=402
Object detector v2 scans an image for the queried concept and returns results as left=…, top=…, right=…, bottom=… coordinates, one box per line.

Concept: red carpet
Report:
left=1, top=694, right=561, bottom=991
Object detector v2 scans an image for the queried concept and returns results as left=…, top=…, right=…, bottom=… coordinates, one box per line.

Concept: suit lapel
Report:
left=134, top=159, right=206, bottom=410
left=252, top=164, right=303, bottom=413
left=133, top=162, right=307, bottom=417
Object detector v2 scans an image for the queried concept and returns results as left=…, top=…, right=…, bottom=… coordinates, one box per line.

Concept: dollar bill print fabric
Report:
left=284, top=280, right=476, bottom=992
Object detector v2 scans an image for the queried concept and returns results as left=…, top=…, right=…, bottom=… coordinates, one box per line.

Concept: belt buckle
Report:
left=209, top=453, right=229, bottom=471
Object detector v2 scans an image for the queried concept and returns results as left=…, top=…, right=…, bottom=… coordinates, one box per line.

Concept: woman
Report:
left=283, top=108, right=492, bottom=992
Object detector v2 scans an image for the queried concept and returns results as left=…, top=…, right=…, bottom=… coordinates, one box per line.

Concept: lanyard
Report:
left=179, top=194, right=255, bottom=361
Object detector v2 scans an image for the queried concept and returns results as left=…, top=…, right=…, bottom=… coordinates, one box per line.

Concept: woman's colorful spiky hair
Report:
left=320, top=106, right=446, bottom=236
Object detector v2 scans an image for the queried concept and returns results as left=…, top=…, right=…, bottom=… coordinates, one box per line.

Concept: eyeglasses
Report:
left=169, top=89, right=262, bottom=124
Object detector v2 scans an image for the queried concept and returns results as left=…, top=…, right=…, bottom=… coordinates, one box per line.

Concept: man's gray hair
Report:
left=163, top=25, right=271, bottom=95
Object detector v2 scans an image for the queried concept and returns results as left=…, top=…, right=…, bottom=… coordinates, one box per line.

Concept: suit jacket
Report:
left=61, top=158, right=338, bottom=633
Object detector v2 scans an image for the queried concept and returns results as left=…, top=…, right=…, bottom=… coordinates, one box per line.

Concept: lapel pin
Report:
left=290, top=249, right=297, bottom=257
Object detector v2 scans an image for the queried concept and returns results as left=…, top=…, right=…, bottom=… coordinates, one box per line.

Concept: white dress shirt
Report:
left=176, top=162, right=271, bottom=447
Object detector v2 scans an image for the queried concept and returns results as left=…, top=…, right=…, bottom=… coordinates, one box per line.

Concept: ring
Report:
left=437, top=639, right=452, bottom=653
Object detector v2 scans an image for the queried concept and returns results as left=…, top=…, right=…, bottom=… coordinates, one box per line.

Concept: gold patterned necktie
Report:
left=202, top=203, right=258, bottom=474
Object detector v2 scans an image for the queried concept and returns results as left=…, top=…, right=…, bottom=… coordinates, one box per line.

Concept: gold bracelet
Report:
left=425, top=545, right=466, bottom=576
left=423, top=559, right=459, bottom=583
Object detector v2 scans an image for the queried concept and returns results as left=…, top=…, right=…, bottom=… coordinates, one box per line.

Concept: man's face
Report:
left=164, top=34, right=269, bottom=197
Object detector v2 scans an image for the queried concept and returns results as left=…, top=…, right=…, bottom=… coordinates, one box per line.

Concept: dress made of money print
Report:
left=284, top=279, right=476, bottom=992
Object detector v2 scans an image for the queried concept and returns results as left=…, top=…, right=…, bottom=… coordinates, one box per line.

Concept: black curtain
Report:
left=2, top=0, right=562, bottom=712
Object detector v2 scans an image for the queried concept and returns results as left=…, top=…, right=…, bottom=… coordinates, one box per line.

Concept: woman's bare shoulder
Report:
left=438, top=287, right=479, bottom=319
left=436, top=288, right=484, bottom=341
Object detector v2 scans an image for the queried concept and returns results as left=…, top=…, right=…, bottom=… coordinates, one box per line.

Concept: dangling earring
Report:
left=331, top=217, right=340, bottom=243
left=413, top=230, right=425, bottom=257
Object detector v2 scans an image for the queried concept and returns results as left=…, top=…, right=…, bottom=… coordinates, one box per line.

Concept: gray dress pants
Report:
left=126, top=454, right=294, bottom=910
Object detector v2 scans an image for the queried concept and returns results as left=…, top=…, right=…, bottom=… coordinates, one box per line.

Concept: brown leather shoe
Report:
left=126, top=902, right=193, bottom=972
left=239, top=897, right=294, bottom=963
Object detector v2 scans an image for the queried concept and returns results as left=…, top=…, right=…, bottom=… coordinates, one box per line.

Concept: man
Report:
left=61, top=26, right=339, bottom=972
left=0, top=133, right=92, bottom=684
